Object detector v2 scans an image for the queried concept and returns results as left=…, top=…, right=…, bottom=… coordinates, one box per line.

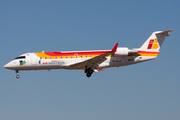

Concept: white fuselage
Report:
left=4, top=51, right=156, bottom=71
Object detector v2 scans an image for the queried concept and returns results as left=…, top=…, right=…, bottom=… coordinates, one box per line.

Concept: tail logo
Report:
left=147, top=39, right=159, bottom=49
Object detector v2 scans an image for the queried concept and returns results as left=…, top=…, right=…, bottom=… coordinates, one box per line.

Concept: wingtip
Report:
left=112, top=43, right=118, bottom=52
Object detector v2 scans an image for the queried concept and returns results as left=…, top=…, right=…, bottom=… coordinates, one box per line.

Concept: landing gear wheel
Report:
left=15, top=70, right=19, bottom=79
left=88, top=70, right=93, bottom=74
left=85, top=67, right=94, bottom=77
left=86, top=73, right=92, bottom=77
left=86, top=70, right=94, bottom=77
left=16, top=75, right=20, bottom=79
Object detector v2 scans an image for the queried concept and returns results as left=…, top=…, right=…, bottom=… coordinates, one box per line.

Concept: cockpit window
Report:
left=15, top=56, right=26, bottom=59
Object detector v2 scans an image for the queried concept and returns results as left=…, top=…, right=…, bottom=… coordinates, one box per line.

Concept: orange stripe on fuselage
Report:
left=139, top=51, right=159, bottom=56
left=129, top=51, right=159, bottom=57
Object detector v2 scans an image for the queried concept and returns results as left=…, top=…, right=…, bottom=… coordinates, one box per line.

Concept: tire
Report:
left=88, top=70, right=93, bottom=74
left=86, top=73, right=91, bottom=77
left=16, top=75, right=20, bottom=79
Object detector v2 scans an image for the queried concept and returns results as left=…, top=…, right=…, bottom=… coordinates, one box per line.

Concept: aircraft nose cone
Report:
left=4, top=63, right=10, bottom=69
left=4, top=61, right=17, bottom=70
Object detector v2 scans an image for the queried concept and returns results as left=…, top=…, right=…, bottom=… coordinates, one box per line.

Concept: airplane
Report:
left=4, top=30, right=174, bottom=78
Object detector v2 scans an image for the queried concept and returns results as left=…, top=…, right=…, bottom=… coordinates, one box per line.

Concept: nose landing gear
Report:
left=16, top=75, right=20, bottom=79
left=15, top=70, right=20, bottom=79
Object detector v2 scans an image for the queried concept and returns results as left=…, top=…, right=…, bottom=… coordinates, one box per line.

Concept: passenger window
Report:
left=50, top=57, right=52, bottom=59
left=45, top=57, right=47, bottom=59
left=55, top=57, right=57, bottom=59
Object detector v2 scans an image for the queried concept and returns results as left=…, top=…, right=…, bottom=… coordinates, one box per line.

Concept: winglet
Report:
left=112, top=43, right=118, bottom=52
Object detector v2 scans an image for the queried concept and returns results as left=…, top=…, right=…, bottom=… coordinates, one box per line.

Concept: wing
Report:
left=70, top=43, right=118, bottom=69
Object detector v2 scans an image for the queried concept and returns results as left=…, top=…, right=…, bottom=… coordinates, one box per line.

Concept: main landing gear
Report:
left=15, top=70, right=20, bottom=79
left=85, top=68, right=94, bottom=77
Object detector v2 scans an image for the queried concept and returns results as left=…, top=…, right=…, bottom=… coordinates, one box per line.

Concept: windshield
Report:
left=15, top=56, right=26, bottom=59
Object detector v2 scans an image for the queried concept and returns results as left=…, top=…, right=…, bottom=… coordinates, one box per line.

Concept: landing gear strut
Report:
left=15, top=70, right=20, bottom=79
left=85, top=68, right=94, bottom=77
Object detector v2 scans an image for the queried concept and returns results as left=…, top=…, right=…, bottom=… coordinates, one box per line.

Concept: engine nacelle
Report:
left=114, top=47, right=138, bottom=57
left=114, top=47, right=129, bottom=57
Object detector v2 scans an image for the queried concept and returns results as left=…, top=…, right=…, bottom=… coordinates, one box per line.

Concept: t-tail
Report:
left=130, top=30, right=174, bottom=62
left=139, top=30, right=174, bottom=52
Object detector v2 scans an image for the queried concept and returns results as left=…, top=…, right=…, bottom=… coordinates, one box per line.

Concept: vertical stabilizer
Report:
left=139, top=30, right=174, bottom=52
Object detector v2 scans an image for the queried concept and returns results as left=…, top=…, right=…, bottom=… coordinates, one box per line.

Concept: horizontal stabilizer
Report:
left=156, top=29, right=174, bottom=36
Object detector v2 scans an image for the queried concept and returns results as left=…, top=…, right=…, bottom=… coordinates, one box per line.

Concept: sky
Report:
left=0, top=0, right=180, bottom=120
